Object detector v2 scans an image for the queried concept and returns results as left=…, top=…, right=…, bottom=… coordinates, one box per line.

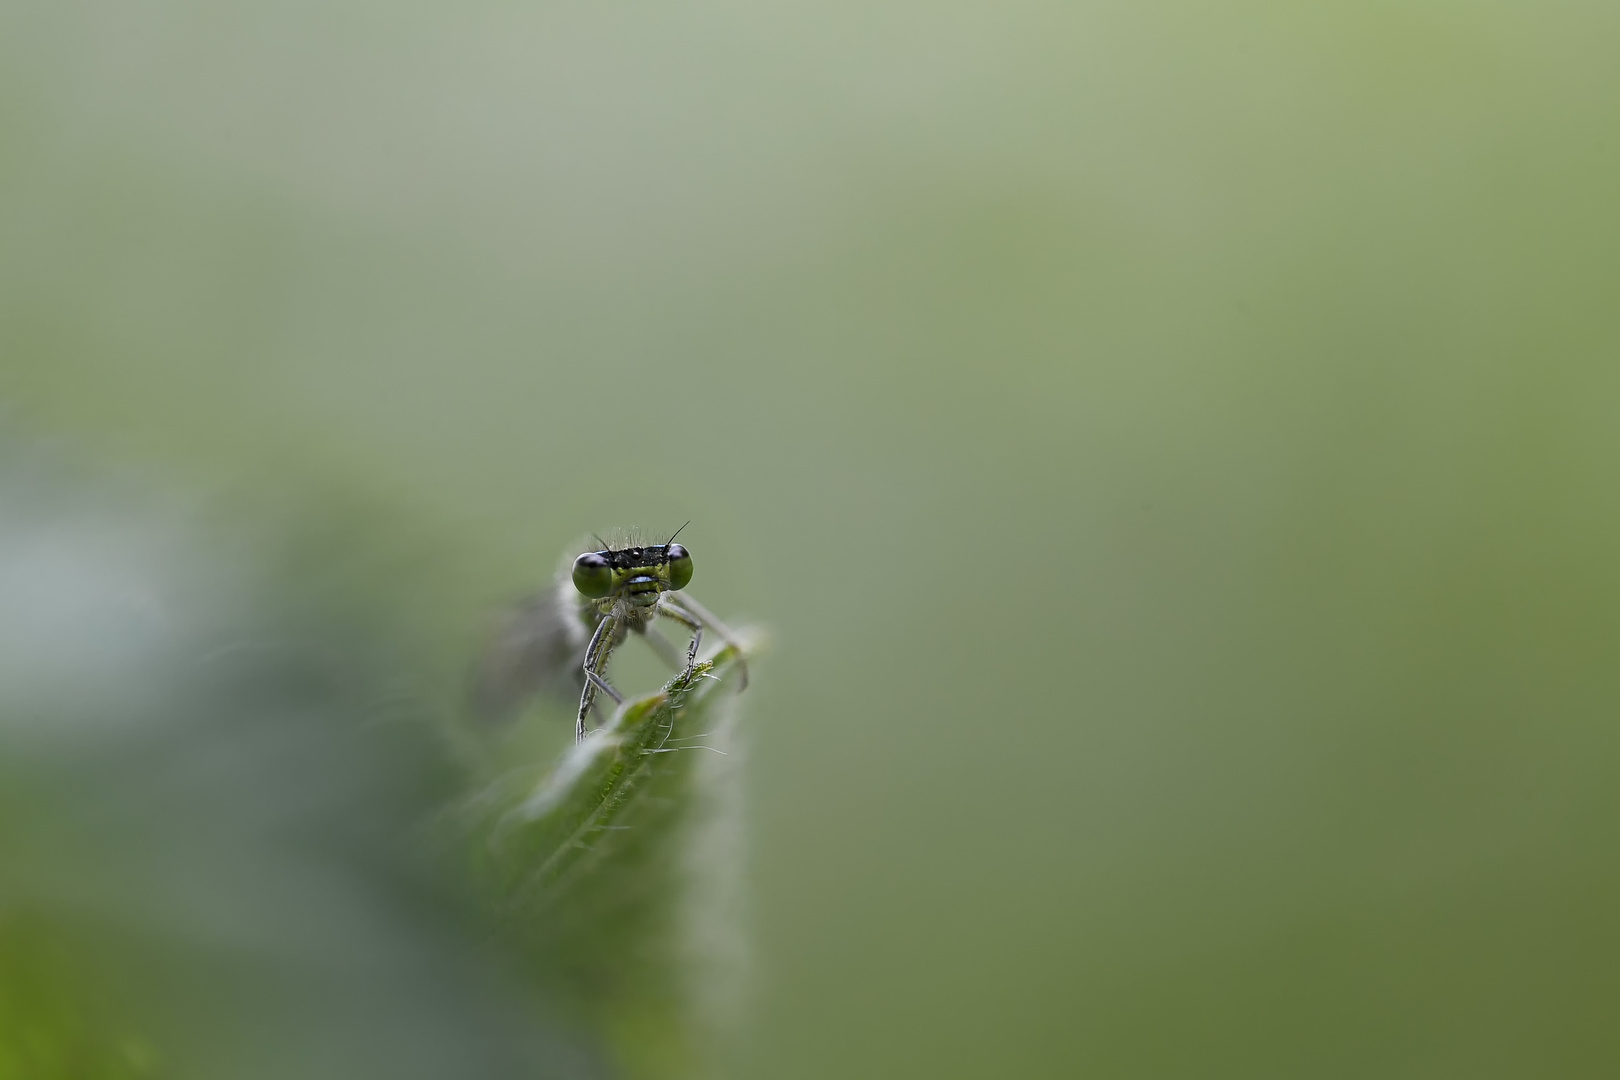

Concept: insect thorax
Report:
left=576, top=590, right=660, bottom=631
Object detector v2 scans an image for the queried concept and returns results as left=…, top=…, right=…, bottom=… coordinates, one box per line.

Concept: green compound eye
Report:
left=572, top=551, right=613, bottom=598
left=665, top=543, right=693, bottom=591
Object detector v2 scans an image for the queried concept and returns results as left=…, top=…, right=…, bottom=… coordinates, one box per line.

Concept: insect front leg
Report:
left=656, top=599, right=703, bottom=676
left=576, top=611, right=622, bottom=742
left=662, top=592, right=749, bottom=691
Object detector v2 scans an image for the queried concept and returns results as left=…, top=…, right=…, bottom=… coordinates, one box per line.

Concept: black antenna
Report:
left=591, top=532, right=608, bottom=551
left=665, top=521, right=690, bottom=548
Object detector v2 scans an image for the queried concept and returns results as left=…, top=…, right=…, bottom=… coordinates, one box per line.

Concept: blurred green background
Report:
left=3, top=1, right=1619, bottom=1076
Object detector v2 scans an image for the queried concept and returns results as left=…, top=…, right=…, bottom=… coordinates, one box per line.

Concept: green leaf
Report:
left=471, top=638, right=760, bottom=1080
left=0, top=444, right=609, bottom=1079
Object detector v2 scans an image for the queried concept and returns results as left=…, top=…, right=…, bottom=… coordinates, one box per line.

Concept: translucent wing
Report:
left=468, top=584, right=588, bottom=725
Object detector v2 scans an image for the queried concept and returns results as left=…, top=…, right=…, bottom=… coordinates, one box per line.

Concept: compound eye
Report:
left=572, top=551, right=613, bottom=598
left=665, top=543, right=693, bottom=591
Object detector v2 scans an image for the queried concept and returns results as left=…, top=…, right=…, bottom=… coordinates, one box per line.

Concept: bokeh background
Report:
left=3, top=1, right=1619, bottom=1076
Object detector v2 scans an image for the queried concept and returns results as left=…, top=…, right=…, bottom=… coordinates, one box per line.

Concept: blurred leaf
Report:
left=0, top=440, right=608, bottom=1080
left=0, top=914, right=155, bottom=1080
left=468, top=640, right=758, bottom=1080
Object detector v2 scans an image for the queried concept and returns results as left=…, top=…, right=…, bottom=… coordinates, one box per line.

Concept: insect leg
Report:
left=657, top=600, right=703, bottom=673
left=662, top=592, right=749, bottom=690
left=586, top=669, right=624, bottom=704
left=576, top=611, right=621, bottom=742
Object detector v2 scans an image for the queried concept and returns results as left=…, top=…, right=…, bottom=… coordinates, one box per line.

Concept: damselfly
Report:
left=472, top=526, right=748, bottom=741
